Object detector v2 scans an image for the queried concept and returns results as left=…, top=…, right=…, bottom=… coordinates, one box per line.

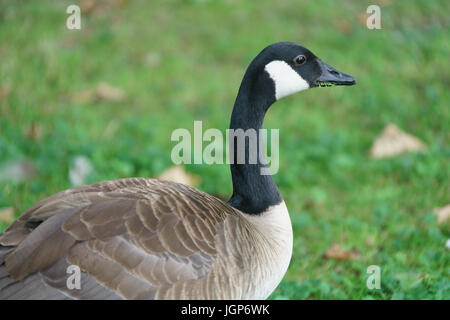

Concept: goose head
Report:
left=244, top=42, right=356, bottom=102
left=230, top=42, right=356, bottom=214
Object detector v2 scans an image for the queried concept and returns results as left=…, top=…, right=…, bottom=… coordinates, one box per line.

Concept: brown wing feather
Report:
left=0, top=178, right=238, bottom=299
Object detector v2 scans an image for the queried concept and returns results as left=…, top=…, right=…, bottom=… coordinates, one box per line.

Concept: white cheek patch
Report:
left=264, top=60, right=310, bottom=100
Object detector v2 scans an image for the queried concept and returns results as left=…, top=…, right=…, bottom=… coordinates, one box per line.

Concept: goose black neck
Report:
left=227, top=68, right=282, bottom=215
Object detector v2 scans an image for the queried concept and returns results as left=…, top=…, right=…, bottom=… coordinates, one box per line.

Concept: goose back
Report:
left=0, top=178, right=292, bottom=299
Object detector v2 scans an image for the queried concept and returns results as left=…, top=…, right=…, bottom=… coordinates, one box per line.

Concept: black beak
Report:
left=315, top=60, right=356, bottom=87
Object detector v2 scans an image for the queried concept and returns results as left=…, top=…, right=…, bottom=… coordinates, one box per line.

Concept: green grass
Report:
left=0, top=0, right=449, bottom=299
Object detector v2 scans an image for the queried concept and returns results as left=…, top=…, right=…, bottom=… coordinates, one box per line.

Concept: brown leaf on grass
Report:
left=0, top=85, right=11, bottom=100
left=336, top=19, right=351, bottom=34
left=0, top=207, right=15, bottom=224
left=96, top=82, right=125, bottom=101
left=357, top=12, right=370, bottom=27
left=370, top=123, right=426, bottom=158
left=323, top=244, right=360, bottom=261
left=117, top=0, right=131, bottom=8
left=73, top=89, right=95, bottom=103
left=74, top=82, right=125, bottom=103
left=434, top=204, right=450, bottom=224
left=80, top=0, right=97, bottom=14
left=157, top=165, right=201, bottom=187
left=80, top=0, right=130, bottom=16
left=0, top=159, right=38, bottom=183
left=69, top=156, right=93, bottom=186
left=24, top=122, right=42, bottom=141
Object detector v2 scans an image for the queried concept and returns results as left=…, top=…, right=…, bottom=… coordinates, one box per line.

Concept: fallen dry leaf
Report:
left=80, top=0, right=97, bottom=14
left=80, top=0, right=130, bottom=16
left=0, top=85, right=11, bottom=100
left=73, top=89, right=95, bottom=103
left=24, top=122, right=43, bottom=141
left=323, top=244, right=360, bottom=261
left=434, top=204, right=450, bottom=224
left=336, top=19, right=351, bottom=34
left=0, top=207, right=15, bottom=224
left=0, top=159, right=38, bottom=183
left=117, top=0, right=131, bottom=7
left=357, top=12, right=371, bottom=27
left=96, top=82, right=125, bottom=101
left=69, top=156, right=93, bottom=186
left=74, top=82, right=125, bottom=103
left=370, top=123, right=426, bottom=158
left=157, top=165, right=201, bottom=187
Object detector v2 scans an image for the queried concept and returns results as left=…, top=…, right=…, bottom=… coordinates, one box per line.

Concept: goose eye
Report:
left=293, top=55, right=306, bottom=66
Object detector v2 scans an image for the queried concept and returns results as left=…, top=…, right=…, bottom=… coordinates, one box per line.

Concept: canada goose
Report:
left=0, top=42, right=355, bottom=300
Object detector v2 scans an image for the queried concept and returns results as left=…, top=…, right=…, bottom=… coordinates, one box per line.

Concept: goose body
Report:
left=0, top=42, right=355, bottom=299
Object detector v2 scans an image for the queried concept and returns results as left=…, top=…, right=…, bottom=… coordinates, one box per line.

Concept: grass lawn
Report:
left=0, top=0, right=449, bottom=299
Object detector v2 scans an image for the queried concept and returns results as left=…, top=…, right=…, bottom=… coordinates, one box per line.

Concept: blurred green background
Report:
left=0, top=0, right=449, bottom=299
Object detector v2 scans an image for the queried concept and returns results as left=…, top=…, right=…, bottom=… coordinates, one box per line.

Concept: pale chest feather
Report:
left=163, top=201, right=293, bottom=300
left=223, top=201, right=293, bottom=299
